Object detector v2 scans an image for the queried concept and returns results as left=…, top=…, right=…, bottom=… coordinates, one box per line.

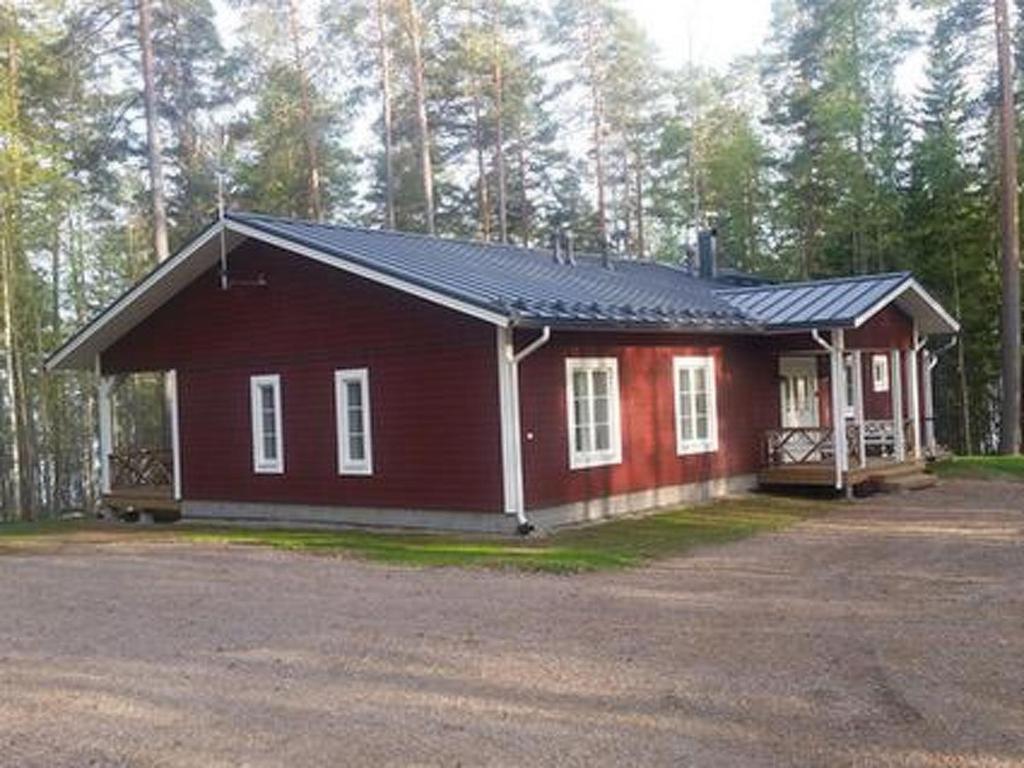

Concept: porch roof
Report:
left=715, top=272, right=960, bottom=335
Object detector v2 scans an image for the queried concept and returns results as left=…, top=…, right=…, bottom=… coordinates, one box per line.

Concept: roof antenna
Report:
left=217, top=125, right=230, bottom=291
left=215, top=127, right=267, bottom=291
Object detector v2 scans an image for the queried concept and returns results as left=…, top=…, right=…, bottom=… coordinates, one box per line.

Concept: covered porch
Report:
left=718, top=273, right=960, bottom=494
left=98, top=370, right=182, bottom=518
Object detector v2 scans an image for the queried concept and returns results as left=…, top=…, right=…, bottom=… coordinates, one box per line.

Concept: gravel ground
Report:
left=1, top=479, right=1022, bottom=768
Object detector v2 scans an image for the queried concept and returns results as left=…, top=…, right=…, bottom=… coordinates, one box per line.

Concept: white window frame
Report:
left=565, top=357, right=622, bottom=470
left=843, top=357, right=857, bottom=419
left=673, top=356, right=719, bottom=456
left=250, top=374, right=284, bottom=474
left=871, top=353, right=890, bottom=393
left=335, top=368, right=373, bottom=476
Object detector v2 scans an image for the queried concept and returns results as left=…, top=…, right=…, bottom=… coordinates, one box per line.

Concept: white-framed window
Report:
left=566, top=357, right=622, bottom=469
left=844, top=357, right=857, bottom=418
left=871, top=354, right=890, bottom=393
left=673, top=356, right=719, bottom=455
left=250, top=374, right=284, bottom=474
left=335, top=368, right=373, bottom=475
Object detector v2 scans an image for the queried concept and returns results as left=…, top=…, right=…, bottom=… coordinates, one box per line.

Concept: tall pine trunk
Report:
left=403, top=0, right=435, bottom=234
left=375, top=0, right=396, bottom=229
left=287, top=0, right=324, bottom=221
left=583, top=11, right=607, bottom=248
left=491, top=0, right=508, bottom=243
left=994, top=0, right=1022, bottom=453
left=137, top=0, right=169, bottom=263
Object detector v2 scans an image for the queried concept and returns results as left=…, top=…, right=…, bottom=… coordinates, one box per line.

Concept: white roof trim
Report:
left=224, top=220, right=509, bottom=328
left=852, top=277, right=960, bottom=335
left=47, top=219, right=511, bottom=371
left=46, top=222, right=225, bottom=371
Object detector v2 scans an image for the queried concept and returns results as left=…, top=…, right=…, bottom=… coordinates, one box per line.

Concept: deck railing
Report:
left=109, top=447, right=173, bottom=490
left=764, top=427, right=834, bottom=466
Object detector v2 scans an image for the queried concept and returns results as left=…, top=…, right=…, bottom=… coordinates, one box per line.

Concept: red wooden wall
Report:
left=517, top=332, right=777, bottom=511
left=102, top=241, right=505, bottom=513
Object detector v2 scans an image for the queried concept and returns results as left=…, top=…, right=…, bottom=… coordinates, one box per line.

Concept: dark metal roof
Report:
left=715, top=272, right=913, bottom=330
left=227, top=212, right=756, bottom=330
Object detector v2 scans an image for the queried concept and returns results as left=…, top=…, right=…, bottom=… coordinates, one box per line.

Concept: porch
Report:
left=759, top=331, right=939, bottom=493
left=98, top=371, right=181, bottom=518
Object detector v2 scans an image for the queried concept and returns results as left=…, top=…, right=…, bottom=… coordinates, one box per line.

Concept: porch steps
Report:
left=858, top=461, right=936, bottom=494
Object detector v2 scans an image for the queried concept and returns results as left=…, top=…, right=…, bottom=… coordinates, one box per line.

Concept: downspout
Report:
left=923, top=335, right=958, bottom=454
left=499, top=324, right=551, bottom=535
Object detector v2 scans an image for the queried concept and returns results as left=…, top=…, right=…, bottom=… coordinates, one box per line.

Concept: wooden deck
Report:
left=758, top=458, right=926, bottom=488
left=102, top=485, right=180, bottom=514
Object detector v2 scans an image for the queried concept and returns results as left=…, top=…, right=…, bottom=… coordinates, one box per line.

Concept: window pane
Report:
left=346, top=380, right=362, bottom=408
left=595, top=424, right=611, bottom=451
left=263, top=434, right=277, bottom=460
left=573, top=370, right=589, bottom=399
left=575, top=426, right=591, bottom=453
left=592, top=370, right=609, bottom=397
left=693, top=368, right=707, bottom=394
left=696, top=415, right=709, bottom=440
left=574, top=397, right=590, bottom=429
left=593, top=395, right=609, bottom=426
left=349, top=434, right=365, bottom=461
left=679, top=369, right=691, bottom=397
left=260, top=384, right=274, bottom=412
left=348, top=407, right=364, bottom=436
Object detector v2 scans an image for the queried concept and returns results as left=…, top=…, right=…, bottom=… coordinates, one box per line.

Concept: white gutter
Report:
left=497, top=325, right=552, bottom=534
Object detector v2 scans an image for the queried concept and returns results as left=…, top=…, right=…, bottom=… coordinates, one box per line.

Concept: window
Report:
left=871, top=354, right=890, bottom=393
left=250, top=374, right=283, bottom=474
left=566, top=358, right=622, bottom=469
left=673, top=356, right=719, bottom=455
left=844, top=357, right=857, bottom=418
left=335, top=368, right=373, bottom=475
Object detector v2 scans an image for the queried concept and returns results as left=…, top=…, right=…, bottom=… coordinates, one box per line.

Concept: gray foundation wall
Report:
left=181, top=472, right=758, bottom=534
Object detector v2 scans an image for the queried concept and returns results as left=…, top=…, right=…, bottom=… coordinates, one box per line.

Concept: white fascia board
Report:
left=225, top=220, right=510, bottom=328
left=852, top=278, right=960, bottom=335
left=46, top=222, right=225, bottom=371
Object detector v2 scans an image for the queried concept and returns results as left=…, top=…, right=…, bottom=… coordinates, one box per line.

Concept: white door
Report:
left=778, top=357, right=821, bottom=463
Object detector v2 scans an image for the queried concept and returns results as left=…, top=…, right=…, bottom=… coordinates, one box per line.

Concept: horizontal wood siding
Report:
left=518, top=332, right=776, bottom=511
left=102, top=241, right=503, bottom=513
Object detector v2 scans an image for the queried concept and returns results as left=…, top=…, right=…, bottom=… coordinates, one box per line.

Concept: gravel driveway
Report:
left=1, top=479, right=1022, bottom=767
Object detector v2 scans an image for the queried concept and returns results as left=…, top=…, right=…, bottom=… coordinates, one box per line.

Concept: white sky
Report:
left=626, top=0, right=772, bottom=71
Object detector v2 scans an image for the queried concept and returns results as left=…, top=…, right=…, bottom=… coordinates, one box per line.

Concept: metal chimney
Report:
left=698, top=228, right=717, bottom=280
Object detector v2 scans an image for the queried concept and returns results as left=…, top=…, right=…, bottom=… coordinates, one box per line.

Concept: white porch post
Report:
left=890, top=348, right=905, bottom=462
left=852, top=350, right=866, bottom=468
left=97, top=371, right=114, bottom=495
left=923, top=351, right=937, bottom=454
left=829, top=329, right=848, bottom=489
left=907, top=327, right=923, bottom=460
left=165, top=370, right=182, bottom=501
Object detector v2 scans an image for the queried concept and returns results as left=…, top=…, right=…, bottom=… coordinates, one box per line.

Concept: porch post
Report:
left=829, top=329, right=848, bottom=489
left=907, top=327, right=923, bottom=460
left=890, top=348, right=905, bottom=461
left=852, top=350, right=866, bottom=468
left=923, top=351, right=937, bottom=454
left=97, top=370, right=114, bottom=495
left=165, top=370, right=182, bottom=501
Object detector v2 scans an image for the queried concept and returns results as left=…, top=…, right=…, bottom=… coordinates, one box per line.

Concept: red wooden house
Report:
left=47, top=213, right=960, bottom=533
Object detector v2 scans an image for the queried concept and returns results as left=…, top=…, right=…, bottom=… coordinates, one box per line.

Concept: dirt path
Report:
left=1, top=479, right=1021, bottom=767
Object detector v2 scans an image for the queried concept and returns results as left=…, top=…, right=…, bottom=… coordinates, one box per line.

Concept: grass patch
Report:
left=0, top=494, right=827, bottom=572
left=931, top=455, right=1024, bottom=483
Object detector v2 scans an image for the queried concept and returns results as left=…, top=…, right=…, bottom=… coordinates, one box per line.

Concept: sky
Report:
left=626, top=0, right=773, bottom=71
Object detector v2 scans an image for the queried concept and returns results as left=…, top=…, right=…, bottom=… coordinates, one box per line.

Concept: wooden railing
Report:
left=109, top=448, right=173, bottom=490
left=766, top=424, right=864, bottom=468
left=764, top=427, right=834, bottom=466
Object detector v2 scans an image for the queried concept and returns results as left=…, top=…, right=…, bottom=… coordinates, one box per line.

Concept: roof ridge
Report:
left=228, top=209, right=660, bottom=267
left=715, top=271, right=911, bottom=295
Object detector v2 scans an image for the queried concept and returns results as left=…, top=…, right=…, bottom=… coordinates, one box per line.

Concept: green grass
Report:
left=931, top=455, right=1024, bottom=483
left=0, top=495, right=827, bottom=573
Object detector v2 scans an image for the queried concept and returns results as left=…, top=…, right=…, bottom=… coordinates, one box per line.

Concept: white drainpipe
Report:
left=497, top=324, right=551, bottom=534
